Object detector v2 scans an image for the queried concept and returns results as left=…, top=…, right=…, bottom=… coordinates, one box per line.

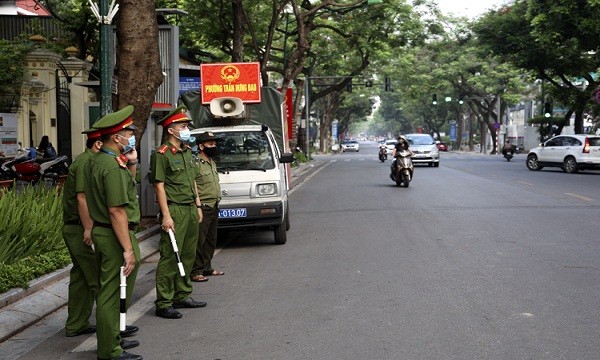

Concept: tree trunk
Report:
left=231, top=0, right=244, bottom=62
left=115, top=0, right=163, bottom=140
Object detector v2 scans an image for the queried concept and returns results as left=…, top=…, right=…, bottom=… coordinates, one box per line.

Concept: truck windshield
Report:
left=214, top=131, right=275, bottom=172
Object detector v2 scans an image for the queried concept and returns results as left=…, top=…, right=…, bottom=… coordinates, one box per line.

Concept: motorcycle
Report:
left=378, top=146, right=387, bottom=162
left=390, top=150, right=413, bottom=188
left=513, top=145, right=523, bottom=154
left=0, top=153, right=69, bottom=184
left=502, top=148, right=514, bottom=161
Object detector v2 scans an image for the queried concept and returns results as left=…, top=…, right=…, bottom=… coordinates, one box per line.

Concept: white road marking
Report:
left=565, top=193, right=594, bottom=202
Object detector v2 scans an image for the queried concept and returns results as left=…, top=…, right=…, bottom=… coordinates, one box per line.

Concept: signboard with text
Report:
left=179, top=77, right=200, bottom=94
left=200, top=62, right=261, bottom=104
left=0, top=113, right=18, bottom=155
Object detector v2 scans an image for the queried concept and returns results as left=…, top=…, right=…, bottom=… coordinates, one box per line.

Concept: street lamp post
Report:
left=88, top=0, right=119, bottom=116
left=100, top=0, right=111, bottom=116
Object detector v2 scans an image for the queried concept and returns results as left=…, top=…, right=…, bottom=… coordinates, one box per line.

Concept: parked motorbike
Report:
left=513, top=145, right=523, bottom=154
left=390, top=150, right=413, bottom=188
left=0, top=153, right=69, bottom=184
left=378, top=146, right=387, bottom=162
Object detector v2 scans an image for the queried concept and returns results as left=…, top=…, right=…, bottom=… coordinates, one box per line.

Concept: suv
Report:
left=405, top=134, right=440, bottom=167
left=526, top=134, right=600, bottom=173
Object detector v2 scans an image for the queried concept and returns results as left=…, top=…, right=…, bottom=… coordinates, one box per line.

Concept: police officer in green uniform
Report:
left=191, top=132, right=224, bottom=281
left=151, top=105, right=206, bottom=320
left=84, top=105, right=143, bottom=360
left=63, top=128, right=102, bottom=337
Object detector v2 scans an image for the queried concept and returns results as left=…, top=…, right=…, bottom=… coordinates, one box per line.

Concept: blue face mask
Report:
left=120, top=134, right=136, bottom=153
left=177, top=129, right=191, bottom=142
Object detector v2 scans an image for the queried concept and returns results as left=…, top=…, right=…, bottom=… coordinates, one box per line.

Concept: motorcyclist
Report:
left=502, top=139, right=513, bottom=157
left=390, top=136, right=413, bottom=178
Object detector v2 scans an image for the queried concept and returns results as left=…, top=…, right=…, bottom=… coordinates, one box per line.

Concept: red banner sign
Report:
left=200, top=62, right=262, bottom=104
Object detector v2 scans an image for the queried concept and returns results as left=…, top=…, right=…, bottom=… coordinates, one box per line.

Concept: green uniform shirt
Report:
left=63, top=149, right=93, bottom=223
left=83, top=146, right=140, bottom=225
left=195, top=157, right=221, bottom=208
left=150, top=141, right=197, bottom=204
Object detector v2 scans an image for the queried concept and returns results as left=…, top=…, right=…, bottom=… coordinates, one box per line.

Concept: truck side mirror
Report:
left=279, top=153, right=294, bottom=163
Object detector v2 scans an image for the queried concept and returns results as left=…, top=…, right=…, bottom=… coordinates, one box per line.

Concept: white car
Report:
left=341, top=140, right=360, bottom=152
left=526, top=134, right=600, bottom=173
left=405, top=134, right=440, bottom=167
left=384, top=140, right=397, bottom=155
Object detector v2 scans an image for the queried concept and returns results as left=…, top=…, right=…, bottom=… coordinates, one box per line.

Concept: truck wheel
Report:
left=274, top=224, right=287, bottom=245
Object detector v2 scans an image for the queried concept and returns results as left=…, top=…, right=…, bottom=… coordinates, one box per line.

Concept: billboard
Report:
left=200, top=62, right=261, bottom=104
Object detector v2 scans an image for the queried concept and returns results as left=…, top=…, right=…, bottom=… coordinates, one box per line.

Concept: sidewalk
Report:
left=0, top=159, right=323, bottom=349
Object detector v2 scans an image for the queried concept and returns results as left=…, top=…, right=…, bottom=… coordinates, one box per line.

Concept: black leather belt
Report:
left=95, top=222, right=138, bottom=231
left=167, top=200, right=195, bottom=206
left=64, top=220, right=82, bottom=226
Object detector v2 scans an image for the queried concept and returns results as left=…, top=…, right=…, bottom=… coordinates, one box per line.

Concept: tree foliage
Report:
left=473, top=0, right=600, bottom=134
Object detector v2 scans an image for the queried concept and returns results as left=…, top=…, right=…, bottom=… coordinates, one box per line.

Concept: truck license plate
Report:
left=219, top=208, right=247, bottom=218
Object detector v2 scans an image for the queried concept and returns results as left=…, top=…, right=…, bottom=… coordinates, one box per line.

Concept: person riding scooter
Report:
left=390, top=136, right=413, bottom=178
left=502, top=139, right=514, bottom=160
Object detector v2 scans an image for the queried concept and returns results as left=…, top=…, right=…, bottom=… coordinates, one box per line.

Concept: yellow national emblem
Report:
left=221, top=65, right=241, bottom=83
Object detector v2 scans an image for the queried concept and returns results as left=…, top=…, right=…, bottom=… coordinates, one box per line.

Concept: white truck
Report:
left=182, top=86, right=294, bottom=244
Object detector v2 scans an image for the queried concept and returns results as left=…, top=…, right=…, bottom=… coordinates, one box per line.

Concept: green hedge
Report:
left=0, top=249, right=71, bottom=293
left=0, top=184, right=65, bottom=265
left=0, top=185, right=68, bottom=292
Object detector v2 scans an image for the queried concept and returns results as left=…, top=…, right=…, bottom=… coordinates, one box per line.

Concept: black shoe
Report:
left=67, top=325, right=96, bottom=337
left=98, top=351, right=143, bottom=360
left=120, top=339, right=139, bottom=350
left=172, top=297, right=207, bottom=308
left=155, top=306, right=182, bottom=319
left=120, top=325, right=138, bottom=338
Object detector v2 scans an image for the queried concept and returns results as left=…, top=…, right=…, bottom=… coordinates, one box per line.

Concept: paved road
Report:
left=6, top=141, right=600, bottom=359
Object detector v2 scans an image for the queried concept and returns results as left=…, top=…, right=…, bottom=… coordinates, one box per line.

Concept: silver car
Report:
left=404, top=134, right=440, bottom=167
left=526, top=134, right=600, bottom=173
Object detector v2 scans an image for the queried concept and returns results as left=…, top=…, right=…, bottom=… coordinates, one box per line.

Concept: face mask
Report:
left=177, top=129, right=191, bottom=142
left=188, top=136, right=197, bottom=145
left=203, top=146, right=219, bottom=158
left=119, top=134, right=136, bottom=153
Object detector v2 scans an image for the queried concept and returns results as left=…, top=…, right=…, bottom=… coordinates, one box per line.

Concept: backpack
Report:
left=45, top=144, right=57, bottom=158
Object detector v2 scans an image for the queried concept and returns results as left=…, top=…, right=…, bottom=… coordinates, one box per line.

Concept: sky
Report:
left=435, top=0, right=507, bottom=19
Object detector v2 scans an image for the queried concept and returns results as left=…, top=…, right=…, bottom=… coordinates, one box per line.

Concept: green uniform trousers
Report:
left=93, top=227, right=140, bottom=360
left=62, top=224, right=99, bottom=336
left=155, top=204, right=199, bottom=309
left=192, top=205, right=219, bottom=276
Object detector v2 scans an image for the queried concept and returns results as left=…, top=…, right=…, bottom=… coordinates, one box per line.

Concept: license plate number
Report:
left=219, top=208, right=247, bottom=218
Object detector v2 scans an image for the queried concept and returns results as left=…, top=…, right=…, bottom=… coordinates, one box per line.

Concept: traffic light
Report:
left=346, top=83, right=353, bottom=93
left=432, top=94, right=438, bottom=105
left=384, top=77, right=392, bottom=92
left=458, top=95, right=464, bottom=104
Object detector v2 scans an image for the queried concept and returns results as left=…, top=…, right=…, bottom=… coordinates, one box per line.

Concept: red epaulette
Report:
left=157, top=145, right=169, bottom=154
left=116, top=155, right=128, bottom=169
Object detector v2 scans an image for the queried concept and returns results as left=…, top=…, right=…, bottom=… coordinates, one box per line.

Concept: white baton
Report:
left=119, top=266, right=126, bottom=332
left=167, top=229, right=186, bottom=277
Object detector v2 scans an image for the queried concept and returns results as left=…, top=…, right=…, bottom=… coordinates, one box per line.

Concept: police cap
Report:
left=158, top=105, right=191, bottom=128
left=92, top=105, right=137, bottom=136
